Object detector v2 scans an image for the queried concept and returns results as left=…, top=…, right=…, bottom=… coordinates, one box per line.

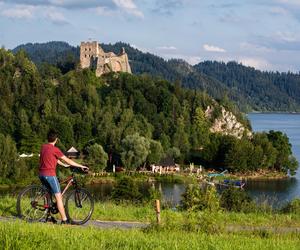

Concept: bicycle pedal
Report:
left=45, top=216, right=57, bottom=224
left=50, top=217, right=58, bottom=224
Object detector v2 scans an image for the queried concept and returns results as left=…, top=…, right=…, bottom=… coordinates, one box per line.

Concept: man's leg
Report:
left=54, top=193, right=67, bottom=221
left=44, top=176, right=68, bottom=222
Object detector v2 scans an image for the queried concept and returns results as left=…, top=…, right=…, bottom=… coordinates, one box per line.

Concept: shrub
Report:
left=181, top=184, right=220, bottom=212
left=111, top=176, right=161, bottom=203
left=281, top=198, right=300, bottom=214
left=111, top=176, right=142, bottom=203
left=183, top=211, right=224, bottom=234
left=154, top=174, right=184, bottom=184
left=220, top=187, right=255, bottom=212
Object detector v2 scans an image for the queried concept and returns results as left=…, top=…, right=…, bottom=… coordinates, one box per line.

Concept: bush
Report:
left=153, top=210, right=224, bottom=234
left=111, top=176, right=161, bottom=203
left=183, top=211, right=224, bottom=234
left=181, top=184, right=220, bottom=212
left=154, top=174, right=184, bottom=184
left=281, top=198, right=300, bottom=214
left=111, top=176, right=142, bottom=203
left=220, top=187, right=255, bottom=212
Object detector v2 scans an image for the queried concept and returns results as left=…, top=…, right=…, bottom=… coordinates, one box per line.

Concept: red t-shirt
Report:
left=39, top=144, right=64, bottom=176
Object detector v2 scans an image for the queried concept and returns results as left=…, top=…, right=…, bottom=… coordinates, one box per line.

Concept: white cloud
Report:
left=1, top=5, right=35, bottom=19
left=159, top=52, right=201, bottom=65
left=156, top=46, right=177, bottom=50
left=240, top=42, right=273, bottom=53
left=269, top=6, right=289, bottom=15
left=214, top=55, right=273, bottom=71
left=185, top=56, right=201, bottom=65
left=113, top=0, right=144, bottom=18
left=238, top=57, right=272, bottom=71
left=203, top=44, right=226, bottom=53
left=0, top=0, right=115, bottom=9
left=275, top=31, right=297, bottom=42
left=131, top=44, right=200, bottom=65
left=277, top=0, right=300, bottom=6
left=130, top=44, right=150, bottom=53
left=1, top=0, right=144, bottom=18
left=45, top=10, right=69, bottom=25
left=95, top=6, right=117, bottom=16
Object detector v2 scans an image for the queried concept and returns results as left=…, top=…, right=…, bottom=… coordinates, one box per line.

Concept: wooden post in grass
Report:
left=155, top=199, right=161, bottom=224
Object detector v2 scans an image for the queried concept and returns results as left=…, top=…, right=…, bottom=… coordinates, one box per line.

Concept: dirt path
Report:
left=0, top=216, right=149, bottom=229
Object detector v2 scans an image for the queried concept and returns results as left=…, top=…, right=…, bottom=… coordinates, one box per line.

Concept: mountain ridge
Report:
left=12, top=41, right=300, bottom=112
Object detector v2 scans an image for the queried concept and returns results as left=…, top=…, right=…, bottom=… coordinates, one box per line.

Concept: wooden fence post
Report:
left=155, top=199, right=161, bottom=224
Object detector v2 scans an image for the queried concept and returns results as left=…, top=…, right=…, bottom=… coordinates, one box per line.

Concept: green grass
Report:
left=1, top=220, right=300, bottom=250
left=2, top=195, right=300, bottom=228
left=2, top=195, right=300, bottom=249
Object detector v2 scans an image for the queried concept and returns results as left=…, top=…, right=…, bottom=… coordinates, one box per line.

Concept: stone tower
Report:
left=80, top=41, right=131, bottom=77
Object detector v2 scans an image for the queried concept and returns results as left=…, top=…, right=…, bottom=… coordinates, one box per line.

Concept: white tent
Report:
left=67, top=147, right=79, bottom=153
left=19, top=153, right=33, bottom=158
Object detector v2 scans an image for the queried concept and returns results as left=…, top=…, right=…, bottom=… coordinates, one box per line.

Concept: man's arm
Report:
left=57, top=160, right=70, bottom=167
left=60, top=156, right=88, bottom=170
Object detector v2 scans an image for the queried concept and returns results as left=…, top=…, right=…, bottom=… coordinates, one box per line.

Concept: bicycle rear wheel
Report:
left=65, top=188, right=94, bottom=225
left=16, top=185, right=50, bottom=222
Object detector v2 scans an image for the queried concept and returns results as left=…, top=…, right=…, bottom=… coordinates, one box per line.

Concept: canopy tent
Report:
left=65, top=147, right=80, bottom=158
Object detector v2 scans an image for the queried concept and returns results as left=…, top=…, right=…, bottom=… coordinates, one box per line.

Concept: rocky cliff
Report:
left=205, top=106, right=252, bottom=138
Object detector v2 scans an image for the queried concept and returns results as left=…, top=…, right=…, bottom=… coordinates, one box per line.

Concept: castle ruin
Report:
left=80, top=41, right=131, bottom=77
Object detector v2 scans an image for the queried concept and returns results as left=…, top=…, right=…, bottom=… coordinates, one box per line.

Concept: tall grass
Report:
left=2, top=195, right=300, bottom=249
left=2, top=195, right=300, bottom=227
left=1, top=220, right=300, bottom=250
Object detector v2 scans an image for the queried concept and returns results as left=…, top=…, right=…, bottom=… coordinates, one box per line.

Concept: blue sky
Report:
left=1, top=0, right=300, bottom=72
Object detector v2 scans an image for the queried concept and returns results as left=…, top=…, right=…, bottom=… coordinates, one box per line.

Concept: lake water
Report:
left=86, top=114, right=300, bottom=207
left=156, top=113, right=300, bottom=207
left=2, top=113, right=300, bottom=207
left=245, top=113, right=300, bottom=206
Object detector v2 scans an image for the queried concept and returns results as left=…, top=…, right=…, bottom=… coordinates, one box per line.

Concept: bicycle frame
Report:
left=42, top=172, right=78, bottom=209
left=60, top=172, right=79, bottom=196
left=41, top=172, right=80, bottom=216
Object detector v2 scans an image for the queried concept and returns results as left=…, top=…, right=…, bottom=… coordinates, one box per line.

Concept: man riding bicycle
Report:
left=39, top=129, right=88, bottom=224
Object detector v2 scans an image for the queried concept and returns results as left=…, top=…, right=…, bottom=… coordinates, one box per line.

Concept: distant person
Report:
left=39, top=129, right=88, bottom=224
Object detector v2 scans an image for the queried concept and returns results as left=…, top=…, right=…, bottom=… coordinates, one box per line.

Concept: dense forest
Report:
left=0, top=48, right=297, bottom=184
left=12, top=41, right=300, bottom=112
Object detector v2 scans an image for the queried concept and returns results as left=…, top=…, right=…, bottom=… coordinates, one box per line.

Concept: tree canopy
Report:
left=0, top=48, right=298, bottom=182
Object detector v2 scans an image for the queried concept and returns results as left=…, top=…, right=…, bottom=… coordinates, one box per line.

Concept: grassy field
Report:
left=2, top=195, right=300, bottom=249
left=1, top=220, right=300, bottom=250
left=2, top=195, right=300, bottom=227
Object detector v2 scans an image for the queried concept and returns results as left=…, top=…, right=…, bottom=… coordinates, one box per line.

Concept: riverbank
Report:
left=0, top=163, right=291, bottom=189
left=85, top=171, right=289, bottom=187
left=228, top=169, right=288, bottom=180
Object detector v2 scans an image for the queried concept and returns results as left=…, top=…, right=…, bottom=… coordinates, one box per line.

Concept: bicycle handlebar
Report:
left=68, top=166, right=89, bottom=175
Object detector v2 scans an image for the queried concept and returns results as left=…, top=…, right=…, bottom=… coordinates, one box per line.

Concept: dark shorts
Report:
left=39, top=176, right=61, bottom=194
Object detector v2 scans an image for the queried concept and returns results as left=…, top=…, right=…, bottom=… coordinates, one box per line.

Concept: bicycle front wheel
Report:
left=65, top=188, right=94, bottom=225
left=16, top=185, right=49, bottom=222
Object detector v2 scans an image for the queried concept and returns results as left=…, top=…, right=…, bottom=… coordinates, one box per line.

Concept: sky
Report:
left=0, top=0, right=300, bottom=72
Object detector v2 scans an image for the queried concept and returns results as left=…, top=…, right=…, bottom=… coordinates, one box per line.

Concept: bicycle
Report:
left=16, top=166, right=94, bottom=225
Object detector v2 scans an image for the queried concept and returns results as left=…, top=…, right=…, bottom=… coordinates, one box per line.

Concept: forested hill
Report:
left=194, top=61, right=300, bottom=112
left=0, top=48, right=297, bottom=183
left=12, top=41, right=300, bottom=112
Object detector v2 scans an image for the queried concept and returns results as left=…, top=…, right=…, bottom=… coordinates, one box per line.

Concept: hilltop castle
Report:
left=80, top=41, right=131, bottom=77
